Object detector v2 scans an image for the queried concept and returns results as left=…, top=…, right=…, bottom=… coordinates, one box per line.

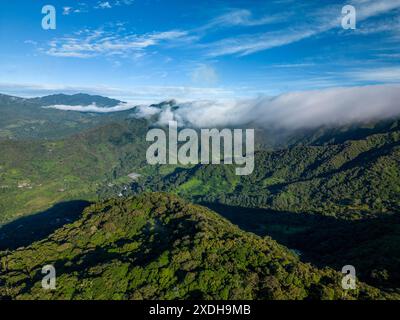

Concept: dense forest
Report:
left=140, top=124, right=400, bottom=218
left=0, top=193, right=394, bottom=300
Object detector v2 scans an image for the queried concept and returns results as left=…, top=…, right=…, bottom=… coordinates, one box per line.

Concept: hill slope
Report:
left=28, top=93, right=123, bottom=108
left=0, top=193, right=389, bottom=300
left=0, top=119, right=149, bottom=224
left=0, top=93, right=133, bottom=140
left=142, top=124, right=400, bottom=218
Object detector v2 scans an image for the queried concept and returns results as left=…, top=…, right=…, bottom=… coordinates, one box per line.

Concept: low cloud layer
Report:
left=43, top=84, right=400, bottom=129
left=133, top=84, right=400, bottom=129
left=43, top=103, right=137, bottom=113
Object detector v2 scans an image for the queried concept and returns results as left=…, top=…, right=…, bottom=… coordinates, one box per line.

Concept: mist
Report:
left=43, top=103, right=138, bottom=113
left=44, top=84, right=400, bottom=129
left=133, top=84, right=400, bottom=129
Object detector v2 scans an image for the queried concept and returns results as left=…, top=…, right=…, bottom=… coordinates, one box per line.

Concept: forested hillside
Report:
left=0, top=119, right=149, bottom=223
left=142, top=123, right=400, bottom=218
left=0, top=193, right=392, bottom=300
left=0, top=93, right=133, bottom=140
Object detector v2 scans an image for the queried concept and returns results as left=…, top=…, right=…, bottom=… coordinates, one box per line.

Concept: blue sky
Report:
left=0, top=0, right=400, bottom=102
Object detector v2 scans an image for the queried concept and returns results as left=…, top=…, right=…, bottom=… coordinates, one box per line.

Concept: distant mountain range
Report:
left=0, top=93, right=133, bottom=140
left=0, top=93, right=124, bottom=107
left=28, top=93, right=124, bottom=108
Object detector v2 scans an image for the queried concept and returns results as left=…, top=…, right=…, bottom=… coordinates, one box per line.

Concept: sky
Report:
left=0, top=0, right=400, bottom=103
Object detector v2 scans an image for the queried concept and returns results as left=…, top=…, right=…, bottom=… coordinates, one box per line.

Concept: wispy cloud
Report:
left=354, top=0, right=400, bottom=19
left=270, top=63, right=316, bottom=68
left=62, top=7, right=73, bottom=15
left=95, top=1, right=112, bottom=9
left=206, top=29, right=318, bottom=57
left=206, top=0, right=400, bottom=57
left=59, top=2, right=89, bottom=15
left=199, top=9, right=286, bottom=31
left=60, top=0, right=134, bottom=15
left=44, top=28, right=189, bottom=58
left=344, top=66, right=400, bottom=82
left=42, top=1, right=400, bottom=60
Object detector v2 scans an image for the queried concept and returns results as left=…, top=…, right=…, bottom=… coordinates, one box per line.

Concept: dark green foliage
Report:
left=0, top=119, right=149, bottom=223
left=0, top=193, right=391, bottom=300
left=206, top=203, right=400, bottom=293
left=143, top=127, right=400, bottom=218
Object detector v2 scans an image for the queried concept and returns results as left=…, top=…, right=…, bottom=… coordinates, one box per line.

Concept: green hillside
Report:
left=0, top=193, right=391, bottom=300
left=144, top=125, right=400, bottom=218
left=0, top=93, right=133, bottom=140
left=28, top=93, right=123, bottom=107
left=0, top=119, right=149, bottom=224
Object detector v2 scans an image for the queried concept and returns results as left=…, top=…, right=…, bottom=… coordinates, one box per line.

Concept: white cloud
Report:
left=60, top=0, right=134, bottom=14
left=60, top=3, right=89, bottom=15
left=33, top=0, right=400, bottom=62
left=200, top=9, right=285, bottom=30
left=43, top=102, right=137, bottom=113
left=344, top=67, right=400, bottom=82
left=3, top=83, right=400, bottom=128
left=206, top=29, right=317, bottom=57
left=96, top=1, right=112, bottom=9
left=134, top=84, right=400, bottom=129
left=44, top=28, right=189, bottom=58
left=131, top=105, right=161, bottom=118
left=354, top=0, right=400, bottom=19
left=206, top=0, right=400, bottom=57
left=115, top=0, right=134, bottom=6
left=62, top=7, right=73, bottom=15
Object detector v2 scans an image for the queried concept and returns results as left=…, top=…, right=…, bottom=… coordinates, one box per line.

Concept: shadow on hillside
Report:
left=0, top=200, right=91, bottom=251
left=203, top=202, right=400, bottom=290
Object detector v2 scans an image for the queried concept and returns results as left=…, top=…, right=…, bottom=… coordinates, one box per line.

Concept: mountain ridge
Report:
left=0, top=193, right=392, bottom=300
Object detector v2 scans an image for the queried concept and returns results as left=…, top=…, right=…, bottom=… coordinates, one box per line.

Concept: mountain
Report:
left=125, top=122, right=400, bottom=292
left=0, top=193, right=391, bottom=300
left=149, top=99, right=177, bottom=109
left=0, top=93, right=133, bottom=140
left=0, top=118, right=150, bottom=224
left=28, top=93, right=123, bottom=108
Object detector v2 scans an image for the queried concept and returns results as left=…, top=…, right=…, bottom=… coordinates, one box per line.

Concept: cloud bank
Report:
left=43, top=103, right=138, bottom=113
left=133, top=84, right=400, bottom=129
left=41, top=84, right=400, bottom=129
